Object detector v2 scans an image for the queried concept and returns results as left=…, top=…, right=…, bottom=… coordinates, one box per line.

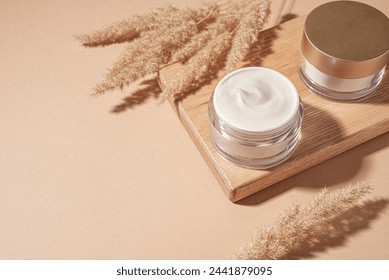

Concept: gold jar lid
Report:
left=301, top=1, right=389, bottom=79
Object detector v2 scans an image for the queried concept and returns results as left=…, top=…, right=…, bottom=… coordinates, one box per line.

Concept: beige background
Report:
left=0, top=0, right=388, bottom=259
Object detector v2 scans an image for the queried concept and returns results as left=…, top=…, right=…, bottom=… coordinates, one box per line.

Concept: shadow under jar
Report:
left=208, top=67, right=303, bottom=169
left=298, top=1, right=389, bottom=101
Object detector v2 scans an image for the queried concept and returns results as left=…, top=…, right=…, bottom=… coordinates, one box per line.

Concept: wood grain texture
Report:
left=158, top=16, right=389, bottom=202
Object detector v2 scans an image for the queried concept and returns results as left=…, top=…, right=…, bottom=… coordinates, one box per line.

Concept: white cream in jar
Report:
left=208, top=67, right=303, bottom=169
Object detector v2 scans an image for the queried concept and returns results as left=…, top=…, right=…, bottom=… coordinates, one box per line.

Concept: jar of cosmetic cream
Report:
left=208, top=67, right=303, bottom=169
left=299, top=1, right=389, bottom=100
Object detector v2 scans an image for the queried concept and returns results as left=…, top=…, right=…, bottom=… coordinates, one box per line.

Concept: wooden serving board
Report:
left=158, top=16, right=389, bottom=202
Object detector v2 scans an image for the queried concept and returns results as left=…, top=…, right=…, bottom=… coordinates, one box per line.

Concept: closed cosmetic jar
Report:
left=208, top=67, right=303, bottom=169
left=299, top=1, right=389, bottom=100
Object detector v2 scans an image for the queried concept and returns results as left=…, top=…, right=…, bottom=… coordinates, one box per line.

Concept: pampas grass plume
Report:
left=77, top=0, right=271, bottom=99
left=236, top=182, right=373, bottom=260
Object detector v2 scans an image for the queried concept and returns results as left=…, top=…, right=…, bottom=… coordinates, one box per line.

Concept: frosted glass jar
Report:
left=298, top=1, right=389, bottom=101
left=208, top=67, right=303, bottom=169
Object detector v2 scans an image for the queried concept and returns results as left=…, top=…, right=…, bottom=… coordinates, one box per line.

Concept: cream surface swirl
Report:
left=213, top=67, right=299, bottom=132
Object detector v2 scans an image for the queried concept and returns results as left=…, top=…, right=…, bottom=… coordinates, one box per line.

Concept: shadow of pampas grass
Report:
left=284, top=198, right=389, bottom=259
left=111, top=78, right=161, bottom=113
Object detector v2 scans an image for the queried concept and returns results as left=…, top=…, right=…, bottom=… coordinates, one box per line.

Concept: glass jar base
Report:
left=298, top=66, right=384, bottom=101
left=211, top=136, right=300, bottom=170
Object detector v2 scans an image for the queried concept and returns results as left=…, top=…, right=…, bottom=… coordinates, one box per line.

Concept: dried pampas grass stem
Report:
left=236, top=182, right=373, bottom=260
left=160, top=32, right=232, bottom=102
left=76, top=0, right=271, bottom=101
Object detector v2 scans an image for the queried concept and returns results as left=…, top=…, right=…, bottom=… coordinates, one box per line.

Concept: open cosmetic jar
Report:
left=208, top=67, right=303, bottom=169
left=299, top=1, right=389, bottom=100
